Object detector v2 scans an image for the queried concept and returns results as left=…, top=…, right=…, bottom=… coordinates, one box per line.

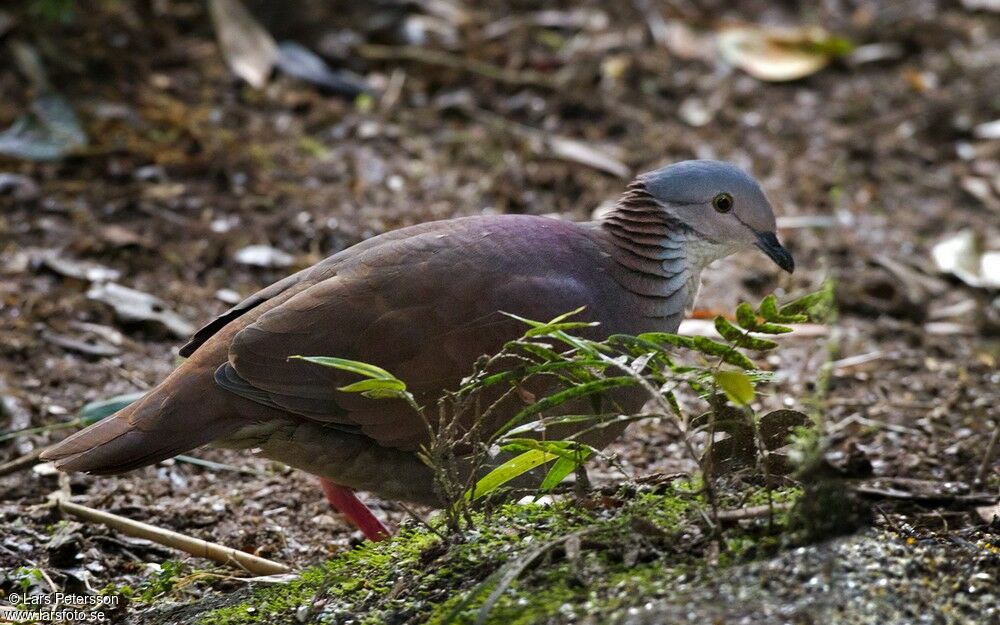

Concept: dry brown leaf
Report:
left=932, top=229, right=1000, bottom=289
left=976, top=501, right=999, bottom=523
left=717, top=25, right=851, bottom=82
left=208, top=0, right=277, bottom=89
left=546, top=136, right=631, bottom=178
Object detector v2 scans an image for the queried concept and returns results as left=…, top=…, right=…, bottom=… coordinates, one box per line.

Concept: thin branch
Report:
left=0, top=447, right=43, bottom=477
left=356, top=44, right=562, bottom=88
left=51, top=493, right=291, bottom=576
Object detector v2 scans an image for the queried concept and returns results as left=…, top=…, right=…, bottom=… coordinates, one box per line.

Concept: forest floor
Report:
left=1, top=1, right=999, bottom=623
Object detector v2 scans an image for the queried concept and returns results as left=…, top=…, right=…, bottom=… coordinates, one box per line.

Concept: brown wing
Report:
left=178, top=225, right=438, bottom=358
left=219, top=216, right=612, bottom=451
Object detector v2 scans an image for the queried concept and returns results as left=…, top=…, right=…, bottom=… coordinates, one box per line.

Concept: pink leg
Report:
left=319, top=478, right=392, bottom=541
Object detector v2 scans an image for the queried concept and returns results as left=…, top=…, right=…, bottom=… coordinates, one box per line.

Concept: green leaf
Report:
left=714, top=316, right=779, bottom=351
left=469, top=359, right=607, bottom=391
left=548, top=331, right=606, bottom=356
left=714, top=370, right=755, bottom=405
left=78, top=391, right=147, bottom=425
left=496, top=376, right=639, bottom=436
left=502, top=413, right=618, bottom=437
left=636, top=332, right=756, bottom=369
left=636, top=332, right=696, bottom=350
left=735, top=302, right=759, bottom=330
left=503, top=308, right=603, bottom=354
left=515, top=342, right=563, bottom=362
left=779, top=281, right=835, bottom=321
left=501, top=438, right=595, bottom=462
left=503, top=306, right=588, bottom=330
left=751, top=321, right=794, bottom=335
left=607, top=334, right=677, bottom=369
left=290, top=356, right=400, bottom=382
left=663, top=389, right=682, bottom=417
left=759, top=294, right=807, bottom=324
left=524, top=322, right=597, bottom=337
left=540, top=457, right=578, bottom=492
left=758, top=294, right=780, bottom=319
left=691, top=336, right=756, bottom=370
left=337, top=378, right=407, bottom=393
left=465, top=450, right=557, bottom=501
left=362, top=389, right=413, bottom=400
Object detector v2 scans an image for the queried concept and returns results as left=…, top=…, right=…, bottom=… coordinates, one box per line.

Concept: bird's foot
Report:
left=319, top=478, right=392, bottom=541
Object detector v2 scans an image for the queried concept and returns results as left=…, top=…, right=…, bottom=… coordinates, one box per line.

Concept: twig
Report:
left=0, top=419, right=80, bottom=444
left=398, top=502, right=446, bottom=541
left=854, top=483, right=996, bottom=505
left=715, top=503, right=792, bottom=522
left=174, top=454, right=268, bottom=476
left=357, top=44, right=561, bottom=88
left=0, top=447, right=43, bottom=476
left=51, top=493, right=291, bottom=575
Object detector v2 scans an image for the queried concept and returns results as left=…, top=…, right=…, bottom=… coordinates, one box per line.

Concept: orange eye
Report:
left=712, top=193, right=733, bottom=213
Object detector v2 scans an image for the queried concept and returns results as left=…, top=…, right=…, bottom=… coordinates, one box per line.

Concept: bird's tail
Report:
left=41, top=363, right=244, bottom=474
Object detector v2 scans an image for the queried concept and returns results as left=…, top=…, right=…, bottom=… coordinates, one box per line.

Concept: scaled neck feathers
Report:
left=597, top=179, right=707, bottom=320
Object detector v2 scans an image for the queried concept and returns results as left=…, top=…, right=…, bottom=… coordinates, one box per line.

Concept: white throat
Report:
left=682, top=237, right=747, bottom=313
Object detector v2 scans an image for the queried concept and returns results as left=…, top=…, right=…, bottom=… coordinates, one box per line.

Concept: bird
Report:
left=42, top=160, right=794, bottom=541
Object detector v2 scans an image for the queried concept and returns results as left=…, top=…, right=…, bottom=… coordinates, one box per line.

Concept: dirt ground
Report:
left=1, top=0, right=998, bottom=619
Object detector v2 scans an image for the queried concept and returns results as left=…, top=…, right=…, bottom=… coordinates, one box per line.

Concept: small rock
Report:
left=37, top=251, right=121, bottom=283
left=234, top=245, right=295, bottom=268
left=32, top=462, right=59, bottom=476
left=678, top=97, right=713, bottom=127
left=973, top=119, right=1000, bottom=140
left=216, top=288, right=243, bottom=304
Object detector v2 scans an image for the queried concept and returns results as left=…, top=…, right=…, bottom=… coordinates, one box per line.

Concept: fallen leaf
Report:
left=208, top=0, right=278, bottom=89
left=276, top=41, right=371, bottom=97
left=40, top=329, right=121, bottom=358
left=976, top=501, right=999, bottom=523
left=961, top=176, right=1000, bottom=212
left=37, top=251, right=121, bottom=283
left=98, top=224, right=150, bottom=248
left=87, top=282, right=194, bottom=338
left=932, top=229, right=1000, bottom=289
left=546, top=136, right=630, bottom=178
left=717, top=24, right=854, bottom=82
left=234, top=244, right=294, bottom=268
left=0, top=93, right=87, bottom=161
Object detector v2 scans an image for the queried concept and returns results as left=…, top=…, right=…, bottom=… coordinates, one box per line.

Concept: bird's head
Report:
left=639, top=160, right=794, bottom=273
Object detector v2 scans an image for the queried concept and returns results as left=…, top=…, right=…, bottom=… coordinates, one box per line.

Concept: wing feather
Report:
left=223, top=217, right=613, bottom=451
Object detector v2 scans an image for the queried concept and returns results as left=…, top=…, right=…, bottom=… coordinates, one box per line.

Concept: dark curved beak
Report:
left=754, top=231, right=794, bottom=273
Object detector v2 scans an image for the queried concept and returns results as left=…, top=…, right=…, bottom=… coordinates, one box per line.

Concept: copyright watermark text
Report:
left=2, top=592, right=119, bottom=623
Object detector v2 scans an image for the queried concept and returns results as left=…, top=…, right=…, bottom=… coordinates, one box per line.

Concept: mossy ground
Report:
left=200, top=482, right=804, bottom=625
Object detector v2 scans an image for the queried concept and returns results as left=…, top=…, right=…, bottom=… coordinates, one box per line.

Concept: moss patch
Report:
left=198, top=483, right=804, bottom=625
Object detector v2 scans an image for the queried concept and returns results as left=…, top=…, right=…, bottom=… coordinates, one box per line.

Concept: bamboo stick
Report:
left=53, top=494, right=291, bottom=576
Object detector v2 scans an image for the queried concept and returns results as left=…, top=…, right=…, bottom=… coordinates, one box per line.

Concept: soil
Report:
left=1, top=0, right=998, bottom=622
